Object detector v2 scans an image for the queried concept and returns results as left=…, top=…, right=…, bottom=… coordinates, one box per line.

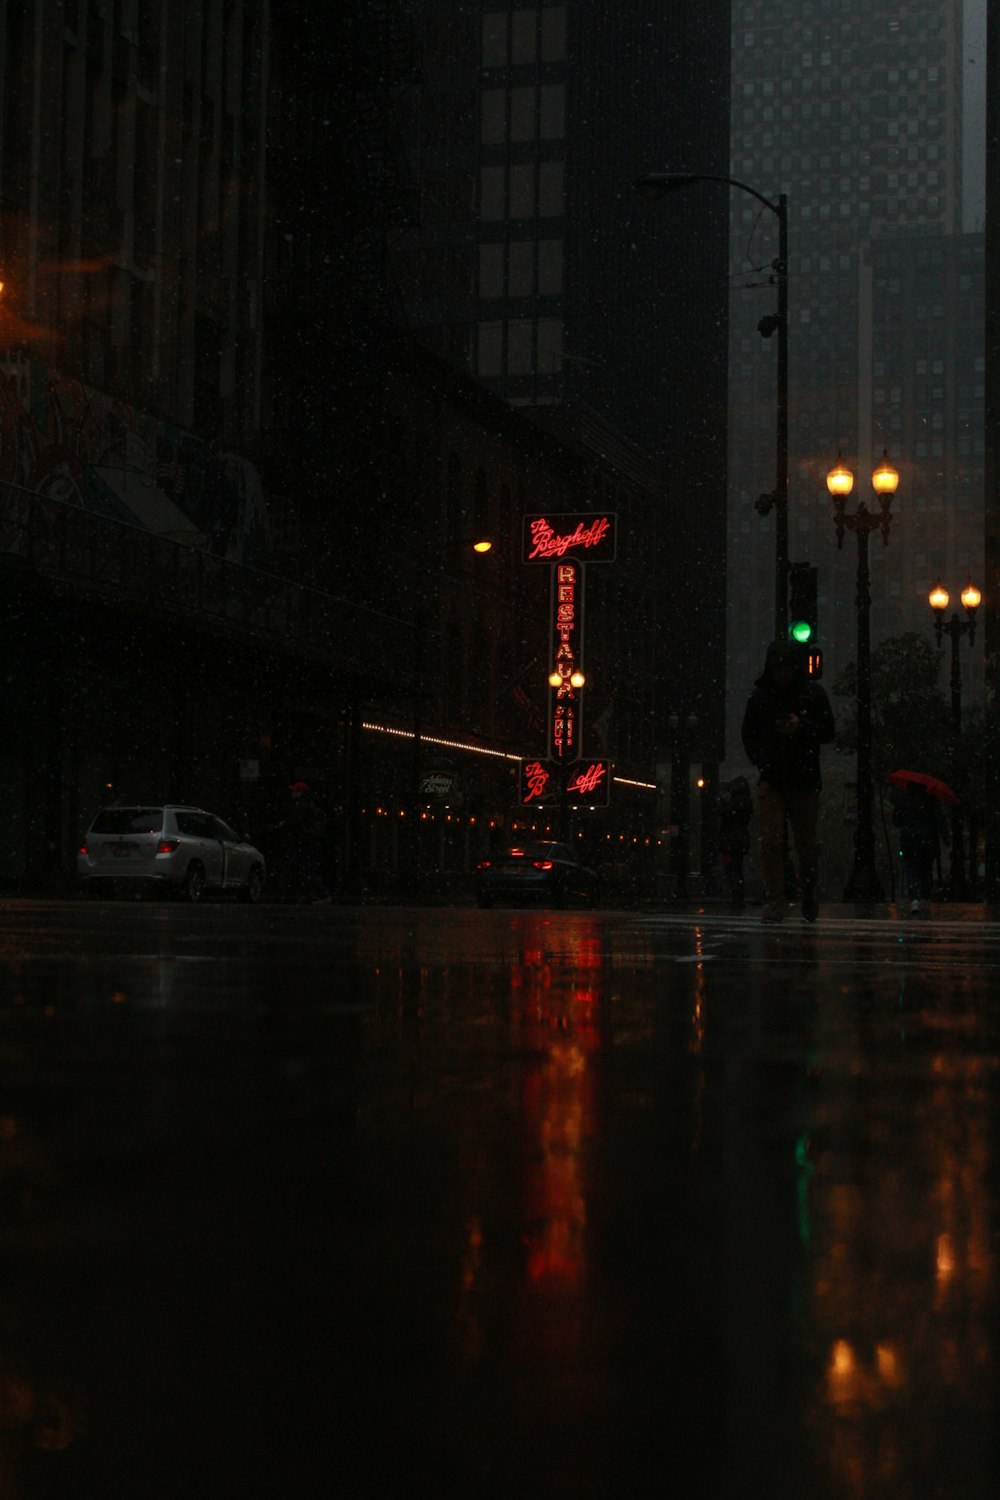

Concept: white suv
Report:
left=78, top=805, right=266, bottom=903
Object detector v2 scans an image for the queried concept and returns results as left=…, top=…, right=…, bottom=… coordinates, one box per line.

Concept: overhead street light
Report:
left=634, top=171, right=790, bottom=639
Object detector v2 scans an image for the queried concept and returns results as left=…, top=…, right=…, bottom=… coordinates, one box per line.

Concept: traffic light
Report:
left=788, top=563, right=818, bottom=645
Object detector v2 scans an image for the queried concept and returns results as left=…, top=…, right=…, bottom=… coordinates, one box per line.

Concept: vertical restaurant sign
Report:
left=549, top=559, right=582, bottom=761
left=522, top=513, right=617, bottom=564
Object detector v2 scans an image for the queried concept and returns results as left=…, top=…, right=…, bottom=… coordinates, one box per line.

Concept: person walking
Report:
left=280, top=781, right=331, bottom=904
left=891, top=782, right=948, bottom=917
left=741, top=640, right=835, bottom=924
left=717, top=776, right=753, bottom=911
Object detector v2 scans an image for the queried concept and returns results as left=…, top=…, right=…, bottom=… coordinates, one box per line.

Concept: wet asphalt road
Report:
left=0, top=898, right=997, bottom=1499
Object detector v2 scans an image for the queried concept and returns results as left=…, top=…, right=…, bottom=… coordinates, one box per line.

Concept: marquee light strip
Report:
left=361, top=720, right=656, bottom=790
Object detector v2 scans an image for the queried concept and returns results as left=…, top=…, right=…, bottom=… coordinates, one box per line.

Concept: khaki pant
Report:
left=757, top=781, right=819, bottom=905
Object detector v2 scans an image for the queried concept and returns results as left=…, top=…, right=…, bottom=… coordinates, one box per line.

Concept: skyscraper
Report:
left=727, top=1, right=982, bottom=762
left=399, top=1, right=733, bottom=758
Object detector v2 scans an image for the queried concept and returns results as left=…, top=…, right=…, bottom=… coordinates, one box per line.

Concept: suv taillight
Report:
left=157, top=839, right=180, bottom=854
left=79, top=843, right=88, bottom=856
left=532, top=860, right=554, bottom=871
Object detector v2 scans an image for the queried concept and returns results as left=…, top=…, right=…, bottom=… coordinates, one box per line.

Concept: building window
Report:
left=540, top=83, right=565, bottom=139
left=477, top=321, right=503, bottom=377
left=479, top=243, right=504, bottom=299
left=537, top=317, right=562, bottom=372
left=480, top=165, right=505, bottom=220
left=508, top=241, right=533, bottom=296
left=509, top=163, right=535, bottom=218
left=541, top=6, right=566, bottom=62
left=538, top=160, right=564, bottom=217
left=482, top=12, right=507, bottom=67
left=507, top=319, right=534, bottom=374
left=510, top=86, right=536, bottom=141
left=537, top=239, right=563, bottom=294
left=511, top=10, right=537, bottom=64
left=481, top=90, right=506, bottom=144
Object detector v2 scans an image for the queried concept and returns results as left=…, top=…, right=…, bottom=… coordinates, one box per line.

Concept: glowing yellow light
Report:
left=961, top=581, right=982, bottom=611
left=929, top=582, right=949, bottom=613
left=871, top=450, right=899, bottom=495
left=472, top=538, right=492, bottom=553
left=569, top=670, right=586, bottom=688
left=826, top=457, right=854, bottom=498
left=548, top=671, right=562, bottom=688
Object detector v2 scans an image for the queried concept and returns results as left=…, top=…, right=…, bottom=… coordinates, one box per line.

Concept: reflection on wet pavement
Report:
left=0, top=901, right=995, bottom=1497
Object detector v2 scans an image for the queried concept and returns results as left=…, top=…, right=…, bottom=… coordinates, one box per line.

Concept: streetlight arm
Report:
left=634, top=172, right=785, bottom=223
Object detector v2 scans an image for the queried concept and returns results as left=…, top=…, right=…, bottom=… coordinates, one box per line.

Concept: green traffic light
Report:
left=789, top=619, right=813, bottom=644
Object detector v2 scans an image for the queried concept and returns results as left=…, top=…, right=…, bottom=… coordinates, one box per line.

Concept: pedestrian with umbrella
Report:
left=886, top=770, right=956, bottom=918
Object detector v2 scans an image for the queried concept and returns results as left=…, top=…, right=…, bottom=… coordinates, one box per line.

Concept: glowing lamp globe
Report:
left=928, top=583, right=949, bottom=613
left=871, top=451, right=899, bottom=496
left=826, top=459, right=854, bottom=499
left=569, top=670, right=586, bottom=689
left=961, top=582, right=982, bottom=612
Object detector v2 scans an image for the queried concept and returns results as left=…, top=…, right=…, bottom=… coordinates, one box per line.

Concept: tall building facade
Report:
left=398, top=1, right=732, bottom=759
left=726, top=1, right=983, bottom=764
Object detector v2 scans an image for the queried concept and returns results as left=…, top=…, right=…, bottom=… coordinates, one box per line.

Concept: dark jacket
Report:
left=284, top=793, right=327, bottom=853
left=741, top=641, right=835, bottom=793
left=891, top=785, right=949, bottom=849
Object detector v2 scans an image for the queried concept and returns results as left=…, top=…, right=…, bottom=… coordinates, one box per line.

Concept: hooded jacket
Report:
left=741, top=641, right=835, bottom=792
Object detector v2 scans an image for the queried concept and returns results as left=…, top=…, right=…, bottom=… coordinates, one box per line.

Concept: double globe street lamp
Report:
left=634, top=172, right=790, bottom=639
left=929, top=579, right=982, bottom=898
left=826, top=451, right=900, bottom=901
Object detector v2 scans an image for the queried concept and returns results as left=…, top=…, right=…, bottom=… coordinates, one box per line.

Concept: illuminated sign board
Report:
left=522, top=513, right=617, bottom=564
left=549, top=560, right=582, bottom=761
left=519, top=758, right=612, bottom=807
left=565, top=760, right=611, bottom=806
left=520, top=759, right=555, bottom=804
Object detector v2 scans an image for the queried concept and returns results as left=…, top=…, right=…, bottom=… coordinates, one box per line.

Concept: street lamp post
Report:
left=826, top=453, right=900, bottom=902
left=634, top=172, right=789, bottom=638
left=929, top=580, right=981, bottom=899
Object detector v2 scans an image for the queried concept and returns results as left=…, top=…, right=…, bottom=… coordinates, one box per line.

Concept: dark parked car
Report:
left=475, top=841, right=599, bottom=908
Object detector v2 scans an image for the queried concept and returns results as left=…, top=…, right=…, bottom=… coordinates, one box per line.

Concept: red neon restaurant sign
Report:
left=550, top=559, right=582, bottom=761
left=523, top=512, right=617, bottom=564
left=519, top=758, right=611, bottom=807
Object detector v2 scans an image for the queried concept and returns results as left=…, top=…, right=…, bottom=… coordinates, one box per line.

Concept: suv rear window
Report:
left=90, top=808, right=163, bottom=835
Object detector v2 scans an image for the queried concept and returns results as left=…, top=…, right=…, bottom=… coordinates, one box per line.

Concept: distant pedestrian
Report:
left=717, top=776, right=753, bottom=911
left=280, top=782, right=331, bottom=904
left=741, top=640, right=835, bottom=924
left=891, top=782, right=948, bottom=917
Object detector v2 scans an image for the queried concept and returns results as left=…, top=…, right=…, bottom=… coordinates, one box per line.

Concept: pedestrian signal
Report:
left=805, top=648, right=823, bottom=679
left=788, top=562, right=818, bottom=645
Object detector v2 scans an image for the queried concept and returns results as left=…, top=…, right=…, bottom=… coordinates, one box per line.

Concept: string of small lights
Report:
left=361, top=720, right=656, bottom=790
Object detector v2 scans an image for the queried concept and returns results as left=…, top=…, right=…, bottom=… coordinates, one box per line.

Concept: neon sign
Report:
left=523, top=512, right=617, bottom=564
left=567, top=762, right=606, bottom=798
left=550, top=560, right=582, bottom=761
left=521, top=760, right=552, bottom=804
left=519, top=758, right=612, bottom=807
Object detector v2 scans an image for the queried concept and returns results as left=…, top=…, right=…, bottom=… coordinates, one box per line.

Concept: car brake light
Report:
left=476, top=859, right=492, bottom=871
left=79, top=843, right=88, bottom=855
left=532, top=860, right=553, bottom=871
left=157, top=839, right=180, bottom=854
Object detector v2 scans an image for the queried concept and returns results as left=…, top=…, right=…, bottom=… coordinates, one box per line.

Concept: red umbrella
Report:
left=885, top=769, right=959, bottom=805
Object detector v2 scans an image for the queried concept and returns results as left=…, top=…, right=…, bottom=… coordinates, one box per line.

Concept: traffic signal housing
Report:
left=788, top=563, right=818, bottom=645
